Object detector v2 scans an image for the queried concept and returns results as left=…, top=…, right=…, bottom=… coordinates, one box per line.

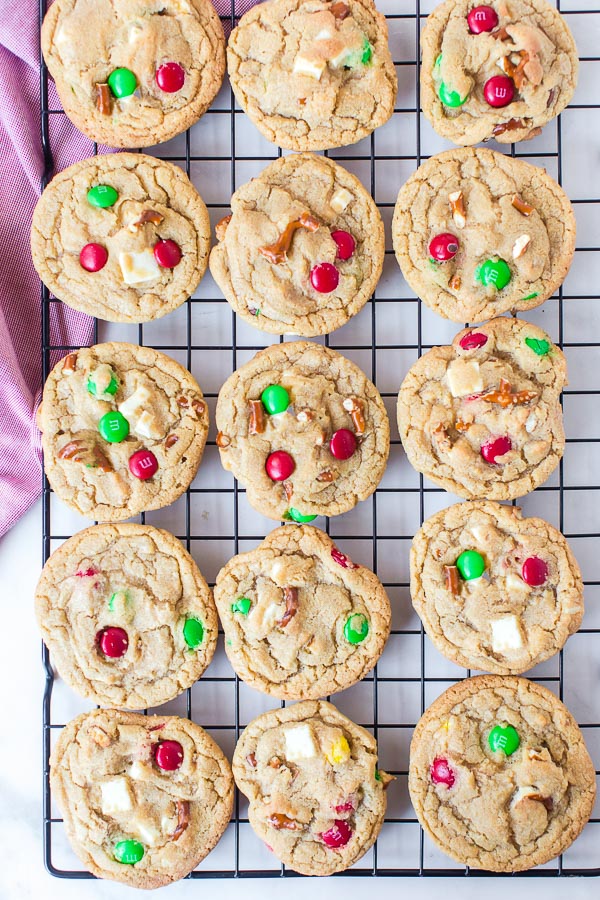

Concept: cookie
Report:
left=31, top=154, right=211, bottom=324
left=227, top=0, right=397, bottom=151
left=41, top=0, right=225, bottom=148
left=51, top=709, right=233, bottom=888
left=39, top=343, right=209, bottom=521
left=392, top=148, right=576, bottom=324
left=411, top=501, right=584, bottom=675
left=209, top=153, right=385, bottom=336
left=216, top=341, right=390, bottom=521
left=232, top=700, right=392, bottom=875
left=420, top=0, right=578, bottom=146
left=397, top=317, right=566, bottom=500
left=409, top=675, right=596, bottom=872
left=35, top=524, right=218, bottom=708
left=214, top=525, right=391, bottom=699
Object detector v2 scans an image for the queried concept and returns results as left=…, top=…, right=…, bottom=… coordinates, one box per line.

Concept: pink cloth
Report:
left=0, top=0, right=255, bottom=537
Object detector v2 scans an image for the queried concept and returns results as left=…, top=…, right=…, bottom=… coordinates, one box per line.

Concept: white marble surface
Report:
left=0, top=501, right=596, bottom=899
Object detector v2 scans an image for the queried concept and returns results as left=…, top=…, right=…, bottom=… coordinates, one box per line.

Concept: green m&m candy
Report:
left=98, top=410, right=129, bottom=443
left=285, top=508, right=317, bottom=523
left=488, top=723, right=520, bottom=756
left=183, top=616, right=204, bottom=649
left=231, top=597, right=252, bottom=615
left=87, top=184, right=118, bottom=209
left=434, top=55, right=467, bottom=108
left=455, top=550, right=485, bottom=580
left=344, top=613, right=369, bottom=644
left=525, top=336, right=550, bottom=356
left=108, top=68, right=137, bottom=99
left=87, top=365, right=119, bottom=398
left=114, top=839, right=144, bottom=865
left=261, top=385, right=290, bottom=415
left=477, top=259, right=511, bottom=290
left=520, top=292, right=539, bottom=302
left=361, top=39, right=373, bottom=65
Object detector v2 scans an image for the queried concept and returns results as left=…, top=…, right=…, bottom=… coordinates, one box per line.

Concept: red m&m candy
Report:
left=129, top=449, right=158, bottom=480
left=330, top=428, right=357, bottom=460
left=467, top=5, right=498, bottom=34
left=334, top=799, right=355, bottom=814
left=484, top=75, right=515, bottom=108
left=430, top=757, right=455, bottom=787
left=429, top=233, right=459, bottom=262
left=80, top=243, right=108, bottom=272
left=481, top=436, right=512, bottom=464
left=331, top=230, right=356, bottom=260
left=460, top=331, right=488, bottom=350
left=154, top=239, right=182, bottom=268
left=154, top=740, right=184, bottom=771
left=310, top=262, right=339, bottom=293
left=266, top=450, right=295, bottom=481
left=522, top=556, right=549, bottom=586
left=321, top=820, right=352, bottom=848
left=156, top=62, right=185, bottom=93
left=97, top=626, right=128, bottom=658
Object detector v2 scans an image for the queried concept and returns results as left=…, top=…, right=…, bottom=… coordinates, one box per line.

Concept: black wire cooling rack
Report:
left=40, top=0, right=600, bottom=880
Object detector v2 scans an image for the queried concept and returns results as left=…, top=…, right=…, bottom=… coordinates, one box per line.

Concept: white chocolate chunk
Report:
left=129, top=760, right=151, bottom=781
left=250, top=601, right=281, bottom=632
left=505, top=572, right=530, bottom=594
left=101, top=778, right=133, bottom=814
left=330, top=187, right=353, bottom=213
left=134, top=409, right=163, bottom=440
left=284, top=724, right=318, bottom=761
left=131, top=818, right=160, bottom=847
left=330, top=46, right=353, bottom=69
left=293, top=55, right=326, bottom=80
left=525, top=413, right=538, bottom=433
left=315, top=28, right=333, bottom=40
left=118, top=384, right=153, bottom=419
left=491, top=615, right=523, bottom=653
left=446, top=358, right=483, bottom=398
left=119, top=249, right=161, bottom=285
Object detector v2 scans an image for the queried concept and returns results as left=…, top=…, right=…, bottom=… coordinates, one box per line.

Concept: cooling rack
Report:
left=40, top=0, right=600, bottom=879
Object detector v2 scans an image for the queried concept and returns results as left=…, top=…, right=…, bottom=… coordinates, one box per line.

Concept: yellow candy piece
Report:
left=440, top=720, right=450, bottom=732
left=325, top=736, right=351, bottom=766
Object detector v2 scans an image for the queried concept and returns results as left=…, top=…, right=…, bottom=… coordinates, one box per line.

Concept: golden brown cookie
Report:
left=411, top=501, right=584, bottom=674
left=210, top=153, right=385, bottom=336
left=214, top=525, right=391, bottom=699
left=51, top=710, right=233, bottom=888
left=40, top=343, right=209, bottom=521
left=420, top=0, right=578, bottom=146
left=409, top=676, right=596, bottom=872
left=31, top=154, right=211, bottom=323
left=233, top=700, right=392, bottom=875
left=392, top=148, right=576, bottom=324
left=41, top=0, right=225, bottom=147
left=397, top=318, right=566, bottom=500
left=227, top=0, right=397, bottom=150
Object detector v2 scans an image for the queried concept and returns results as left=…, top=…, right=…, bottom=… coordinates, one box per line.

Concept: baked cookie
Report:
left=40, top=343, right=209, bottom=521
left=232, top=700, right=392, bottom=875
left=392, top=148, right=576, bottom=324
left=41, top=0, right=225, bottom=148
left=51, top=709, right=233, bottom=888
left=35, top=524, right=218, bottom=708
left=216, top=341, right=390, bottom=521
left=31, top=154, right=211, bottom=324
left=210, top=153, right=385, bottom=336
left=409, top=675, right=596, bottom=871
left=214, top=525, right=391, bottom=699
left=397, top=317, right=566, bottom=500
left=227, top=0, right=397, bottom=151
left=421, top=0, right=578, bottom=146
left=411, top=501, right=583, bottom=674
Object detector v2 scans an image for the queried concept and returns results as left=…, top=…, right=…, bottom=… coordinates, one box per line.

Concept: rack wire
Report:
left=40, top=0, right=600, bottom=879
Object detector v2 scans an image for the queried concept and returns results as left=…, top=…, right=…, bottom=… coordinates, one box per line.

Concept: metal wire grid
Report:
left=39, top=0, right=600, bottom=880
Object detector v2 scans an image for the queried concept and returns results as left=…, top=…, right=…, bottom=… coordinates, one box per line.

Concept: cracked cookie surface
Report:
left=41, top=0, right=225, bottom=147
left=409, top=676, right=595, bottom=872
left=35, top=524, right=218, bottom=708
left=209, top=153, right=385, bottom=336
left=421, top=0, right=578, bottom=146
left=227, top=0, right=397, bottom=150
left=233, top=700, right=390, bottom=875
left=411, top=501, right=583, bottom=674
left=392, top=148, right=575, bottom=324
left=51, top=709, right=233, bottom=888
left=397, top=317, right=566, bottom=500
left=40, top=343, right=209, bottom=521
left=216, top=341, right=390, bottom=520
left=31, top=154, right=211, bottom=323
left=214, top=525, right=391, bottom=699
